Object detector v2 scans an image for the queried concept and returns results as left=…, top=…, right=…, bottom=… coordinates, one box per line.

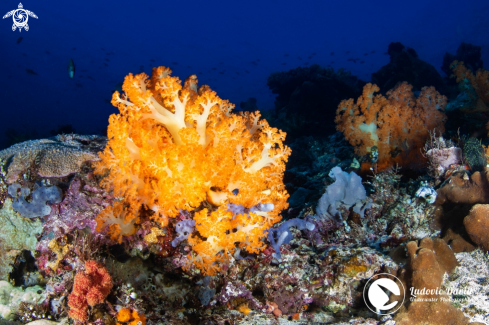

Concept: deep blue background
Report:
left=1, top=0, right=488, bottom=148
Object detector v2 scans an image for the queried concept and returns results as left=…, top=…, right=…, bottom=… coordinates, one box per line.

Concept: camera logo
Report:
left=363, top=273, right=405, bottom=315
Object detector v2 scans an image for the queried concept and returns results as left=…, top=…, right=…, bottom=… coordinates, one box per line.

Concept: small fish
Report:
left=68, top=58, right=75, bottom=78
left=25, top=69, right=37, bottom=75
left=251, top=61, right=258, bottom=66
left=45, top=51, right=50, bottom=54
left=103, top=62, right=108, bottom=67
left=284, top=53, right=289, bottom=57
left=16, top=36, right=23, bottom=44
left=150, top=59, right=155, bottom=62
left=172, top=61, right=178, bottom=65
left=371, top=50, right=376, bottom=53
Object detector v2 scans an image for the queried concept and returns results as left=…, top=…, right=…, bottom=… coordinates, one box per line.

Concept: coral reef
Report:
left=463, top=204, right=489, bottom=251
left=394, top=237, right=469, bottom=325
left=67, top=260, right=112, bottom=322
left=0, top=199, right=43, bottom=281
left=0, top=135, right=106, bottom=184
left=3, top=51, right=489, bottom=325
left=0, top=281, right=47, bottom=320
left=446, top=249, right=489, bottom=324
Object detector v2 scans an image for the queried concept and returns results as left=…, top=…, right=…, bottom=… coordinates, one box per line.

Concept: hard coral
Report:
left=335, top=82, right=447, bottom=171
left=395, top=238, right=467, bottom=325
left=95, top=66, right=291, bottom=274
left=0, top=135, right=104, bottom=184
left=463, top=204, right=489, bottom=251
left=68, top=260, right=112, bottom=322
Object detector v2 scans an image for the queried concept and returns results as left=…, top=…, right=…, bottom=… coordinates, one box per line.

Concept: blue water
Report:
left=1, top=0, right=488, bottom=148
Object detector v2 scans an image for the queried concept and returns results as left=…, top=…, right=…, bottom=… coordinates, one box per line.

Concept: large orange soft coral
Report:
left=335, top=82, right=447, bottom=171
left=95, top=67, right=291, bottom=274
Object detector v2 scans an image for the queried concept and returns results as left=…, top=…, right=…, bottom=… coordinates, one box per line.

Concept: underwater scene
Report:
left=1, top=0, right=489, bottom=324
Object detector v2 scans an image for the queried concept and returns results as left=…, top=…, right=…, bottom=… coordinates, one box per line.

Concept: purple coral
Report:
left=41, top=176, right=113, bottom=240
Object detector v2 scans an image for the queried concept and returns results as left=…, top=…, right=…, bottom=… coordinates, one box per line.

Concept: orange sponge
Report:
left=116, top=308, right=146, bottom=325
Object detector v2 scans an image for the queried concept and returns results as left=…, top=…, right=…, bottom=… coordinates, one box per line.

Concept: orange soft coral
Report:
left=68, top=260, right=113, bottom=322
left=95, top=67, right=291, bottom=274
left=451, top=60, right=489, bottom=112
left=116, top=308, right=146, bottom=325
left=335, top=82, right=447, bottom=171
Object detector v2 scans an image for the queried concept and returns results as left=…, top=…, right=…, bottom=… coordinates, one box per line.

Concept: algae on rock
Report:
left=0, top=199, right=43, bottom=281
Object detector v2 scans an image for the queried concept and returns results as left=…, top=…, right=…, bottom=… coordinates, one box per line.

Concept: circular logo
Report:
left=363, top=273, right=405, bottom=315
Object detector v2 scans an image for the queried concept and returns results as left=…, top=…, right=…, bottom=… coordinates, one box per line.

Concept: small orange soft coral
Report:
left=95, top=67, right=291, bottom=274
left=68, top=260, right=113, bottom=322
left=116, top=308, right=146, bottom=325
left=335, top=82, right=447, bottom=171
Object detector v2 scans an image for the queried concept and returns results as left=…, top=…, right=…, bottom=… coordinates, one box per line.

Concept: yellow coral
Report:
left=96, top=67, right=291, bottom=274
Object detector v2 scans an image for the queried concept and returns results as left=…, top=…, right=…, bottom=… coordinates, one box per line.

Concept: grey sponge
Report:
left=8, top=183, right=62, bottom=218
